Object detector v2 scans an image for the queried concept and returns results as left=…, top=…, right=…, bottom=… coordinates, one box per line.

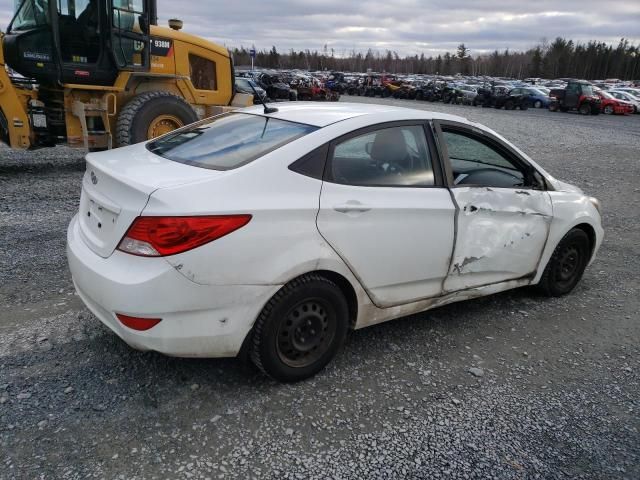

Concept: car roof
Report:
left=239, top=102, right=468, bottom=127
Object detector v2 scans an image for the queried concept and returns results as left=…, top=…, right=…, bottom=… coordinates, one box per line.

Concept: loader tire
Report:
left=116, top=91, right=198, bottom=147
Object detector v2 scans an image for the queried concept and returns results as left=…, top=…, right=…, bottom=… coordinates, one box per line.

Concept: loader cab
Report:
left=4, top=0, right=153, bottom=86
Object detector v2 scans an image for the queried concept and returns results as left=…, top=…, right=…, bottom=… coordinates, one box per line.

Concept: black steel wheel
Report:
left=276, top=299, right=336, bottom=368
left=538, top=229, right=591, bottom=296
left=250, top=274, right=349, bottom=382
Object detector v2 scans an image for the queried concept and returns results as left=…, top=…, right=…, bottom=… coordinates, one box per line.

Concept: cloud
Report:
left=1, top=0, right=638, bottom=57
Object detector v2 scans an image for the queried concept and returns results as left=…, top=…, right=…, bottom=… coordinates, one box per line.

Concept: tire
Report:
left=520, top=103, right=529, bottom=111
left=505, top=100, right=515, bottom=110
left=548, top=103, right=557, bottom=112
left=534, top=100, right=542, bottom=108
left=116, top=91, right=197, bottom=147
left=538, top=229, right=591, bottom=297
left=603, top=104, right=614, bottom=115
left=580, top=103, right=592, bottom=115
left=289, top=90, right=298, bottom=101
left=249, top=274, right=349, bottom=382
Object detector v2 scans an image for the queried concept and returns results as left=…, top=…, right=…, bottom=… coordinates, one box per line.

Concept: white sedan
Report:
left=67, top=103, right=603, bottom=382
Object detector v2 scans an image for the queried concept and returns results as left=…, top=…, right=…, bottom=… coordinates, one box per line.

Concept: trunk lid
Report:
left=78, top=143, right=222, bottom=258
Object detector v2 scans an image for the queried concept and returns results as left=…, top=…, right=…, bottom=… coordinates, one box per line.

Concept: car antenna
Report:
left=249, top=83, right=278, bottom=114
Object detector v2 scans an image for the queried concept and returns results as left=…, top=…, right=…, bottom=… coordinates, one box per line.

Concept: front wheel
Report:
left=603, top=104, right=614, bottom=115
left=538, top=229, right=590, bottom=296
left=249, top=274, right=349, bottom=382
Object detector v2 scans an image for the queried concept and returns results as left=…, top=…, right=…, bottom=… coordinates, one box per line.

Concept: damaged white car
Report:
left=67, top=103, right=603, bottom=382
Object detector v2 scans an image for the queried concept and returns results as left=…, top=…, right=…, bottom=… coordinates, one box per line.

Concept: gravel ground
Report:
left=1, top=99, right=639, bottom=479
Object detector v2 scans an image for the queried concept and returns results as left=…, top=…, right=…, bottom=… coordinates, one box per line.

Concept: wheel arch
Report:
left=533, top=214, right=602, bottom=285
left=237, top=269, right=359, bottom=362
left=573, top=222, right=597, bottom=261
left=311, top=270, right=359, bottom=330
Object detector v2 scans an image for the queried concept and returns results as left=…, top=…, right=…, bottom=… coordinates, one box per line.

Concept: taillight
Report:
left=117, top=215, right=251, bottom=257
left=116, top=314, right=162, bottom=331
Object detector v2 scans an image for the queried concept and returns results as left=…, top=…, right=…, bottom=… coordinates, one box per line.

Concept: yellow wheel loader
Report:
left=0, top=0, right=251, bottom=151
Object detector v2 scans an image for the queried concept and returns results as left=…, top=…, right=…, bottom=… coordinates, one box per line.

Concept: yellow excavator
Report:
left=0, top=0, right=250, bottom=150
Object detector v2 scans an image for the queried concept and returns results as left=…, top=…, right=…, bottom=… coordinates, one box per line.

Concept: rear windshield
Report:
left=147, top=113, right=318, bottom=170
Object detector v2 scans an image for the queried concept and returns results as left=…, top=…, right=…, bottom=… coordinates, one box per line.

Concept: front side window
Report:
left=190, top=55, right=217, bottom=91
left=147, top=113, right=317, bottom=170
left=442, top=128, right=528, bottom=188
left=329, top=125, right=434, bottom=187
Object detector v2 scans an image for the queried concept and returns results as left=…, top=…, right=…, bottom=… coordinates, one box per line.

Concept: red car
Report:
left=595, top=91, right=634, bottom=115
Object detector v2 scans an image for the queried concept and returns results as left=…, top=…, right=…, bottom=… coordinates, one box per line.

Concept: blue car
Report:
left=510, top=87, right=551, bottom=108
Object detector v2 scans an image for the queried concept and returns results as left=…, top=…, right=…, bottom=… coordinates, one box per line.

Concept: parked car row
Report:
left=234, top=69, right=640, bottom=116
left=236, top=70, right=343, bottom=103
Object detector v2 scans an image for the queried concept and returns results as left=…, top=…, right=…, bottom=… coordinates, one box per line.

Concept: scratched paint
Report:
left=444, top=187, right=553, bottom=292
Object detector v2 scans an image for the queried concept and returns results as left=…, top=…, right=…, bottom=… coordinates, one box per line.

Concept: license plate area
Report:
left=85, top=198, right=118, bottom=237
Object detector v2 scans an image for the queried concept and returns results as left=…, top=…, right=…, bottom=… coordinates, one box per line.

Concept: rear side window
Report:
left=328, top=125, right=435, bottom=187
left=147, top=113, right=318, bottom=170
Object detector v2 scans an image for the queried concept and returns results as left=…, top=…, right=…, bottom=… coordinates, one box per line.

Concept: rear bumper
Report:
left=67, top=214, right=280, bottom=357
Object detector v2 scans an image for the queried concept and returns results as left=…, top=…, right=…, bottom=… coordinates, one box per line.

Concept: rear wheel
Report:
left=580, top=103, right=593, bottom=115
left=250, top=274, right=349, bottom=382
left=534, top=100, right=542, bottom=108
left=538, top=229, right=590, bottom=296
left=116, top=91, right=197, bottom=147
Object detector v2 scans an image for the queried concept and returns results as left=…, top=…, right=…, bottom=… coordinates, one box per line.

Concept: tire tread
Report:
left=116, top=91, right=196, bottom=147
left=249, top=273, right=341, bottom=380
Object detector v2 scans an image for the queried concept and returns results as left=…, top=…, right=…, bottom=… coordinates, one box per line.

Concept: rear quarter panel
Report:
left=141, top=120, right=362, bottom=288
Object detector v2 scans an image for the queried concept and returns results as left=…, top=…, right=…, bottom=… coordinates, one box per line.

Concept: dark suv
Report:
left=549, top=81, right=600, bottom=115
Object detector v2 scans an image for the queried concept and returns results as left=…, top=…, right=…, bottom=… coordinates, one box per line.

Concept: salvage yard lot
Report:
left=1, top=98, right=639, bottom=479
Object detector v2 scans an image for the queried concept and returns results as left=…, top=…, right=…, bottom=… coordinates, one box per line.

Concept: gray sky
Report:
left=1, top=0, right=639, bottom=57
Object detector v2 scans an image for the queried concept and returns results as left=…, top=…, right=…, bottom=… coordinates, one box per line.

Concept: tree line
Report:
left=232, top=37, right=640, bottom=80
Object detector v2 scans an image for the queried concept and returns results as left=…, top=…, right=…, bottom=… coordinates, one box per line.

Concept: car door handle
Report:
left=333, top=202, right=371, bottom=214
